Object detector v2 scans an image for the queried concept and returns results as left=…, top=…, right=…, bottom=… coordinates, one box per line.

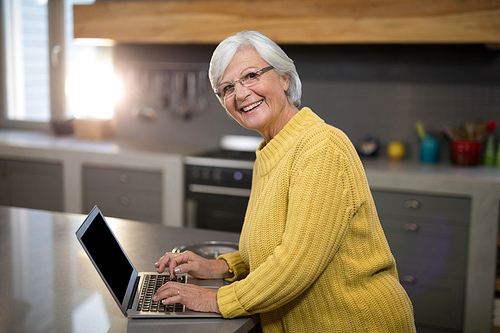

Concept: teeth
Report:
left=243, top=101, right=262, bottom=112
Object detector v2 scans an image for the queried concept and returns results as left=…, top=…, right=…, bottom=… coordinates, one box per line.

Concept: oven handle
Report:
left=188, top=184, right=251, bottom=197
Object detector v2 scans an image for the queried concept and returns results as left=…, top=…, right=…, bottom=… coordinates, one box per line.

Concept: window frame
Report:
left=0, top=0, right=66, bottom=131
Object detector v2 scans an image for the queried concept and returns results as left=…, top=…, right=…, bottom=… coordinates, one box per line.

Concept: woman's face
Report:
left=219, top=48, right=296, bottom=142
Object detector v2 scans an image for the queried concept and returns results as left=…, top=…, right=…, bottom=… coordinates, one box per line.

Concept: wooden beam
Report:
left=73, top=0, right=500, bottom=44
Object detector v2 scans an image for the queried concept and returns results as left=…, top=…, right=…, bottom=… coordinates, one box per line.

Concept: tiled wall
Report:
left=114, top=44, right=500, bottom=161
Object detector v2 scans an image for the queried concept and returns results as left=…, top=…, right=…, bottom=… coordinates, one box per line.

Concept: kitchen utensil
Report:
left=485, top=120, right=497, bottom=135
left=464, top=120, right=475, bottom=141
left=484, top=135, right=496, bottom=166
left=474, top=121, right=486, bottom=141
left=416, top=121, right=426, bottom=140
left=496, top=141, right=500, bottom=167
left=443, top=125, right=458, bottom=141
left=484, top=120, right=498, bottom=166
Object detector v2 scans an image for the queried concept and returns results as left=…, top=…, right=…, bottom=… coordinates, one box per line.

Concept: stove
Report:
left=184, top=136, right=260, bottom=232
left=185, top=149, right=255, bottom=169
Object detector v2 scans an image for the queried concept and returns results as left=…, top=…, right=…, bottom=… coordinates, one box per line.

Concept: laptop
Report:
left=76, top=205, right=225, bottom=318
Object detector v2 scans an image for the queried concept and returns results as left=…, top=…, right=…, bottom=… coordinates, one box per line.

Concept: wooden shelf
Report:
left=73, top=0, right=500, bottom=45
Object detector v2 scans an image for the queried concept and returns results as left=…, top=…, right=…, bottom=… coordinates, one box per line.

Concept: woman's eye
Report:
left=223, top=84, right=234, bottom=94
left=245, top=72, right=258, bottom=80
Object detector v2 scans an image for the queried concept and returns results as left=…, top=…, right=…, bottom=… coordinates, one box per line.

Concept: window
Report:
left=1, top=0, right=119, bottom=129
left=3, top=0, right=50, bottom=122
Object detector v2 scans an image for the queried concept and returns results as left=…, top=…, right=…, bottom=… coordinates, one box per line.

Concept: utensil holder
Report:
left=451, top=140, right=482, bottom=166
left=420, top=136, right=440, bottom=163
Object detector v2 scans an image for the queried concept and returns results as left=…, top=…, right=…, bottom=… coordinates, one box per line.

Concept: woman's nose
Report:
left=234, top=82, right=251, bottom=100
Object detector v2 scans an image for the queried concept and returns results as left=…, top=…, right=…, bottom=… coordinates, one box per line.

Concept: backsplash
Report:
left=113, top=44, right=500, bottom=160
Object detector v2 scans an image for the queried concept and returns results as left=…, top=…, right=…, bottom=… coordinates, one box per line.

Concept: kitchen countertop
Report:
left=0, top=130, right=214, bottom=227
left=0, top=206, right=259, bottom=333
left=0, top=129, right=211, bottom=156
left=1, top=130, right=498, bottom=181
left=1, top=129, right=500, bottom=332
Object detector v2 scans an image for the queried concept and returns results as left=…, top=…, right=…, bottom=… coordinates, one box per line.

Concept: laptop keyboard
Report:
left=137, top=274, right=187, bottom=313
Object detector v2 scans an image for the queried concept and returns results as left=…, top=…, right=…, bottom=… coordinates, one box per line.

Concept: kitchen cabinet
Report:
left=82, top=165, right=162, bottom=223
left=372, top=190, right=470, bottom=332
left=0, top=130, right=189, bottom=227
left=73, top=0, right=500, bottom=44
left=0, top=159, right=63, bottom=212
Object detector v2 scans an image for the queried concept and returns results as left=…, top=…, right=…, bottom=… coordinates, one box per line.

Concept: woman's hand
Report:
left=153, top=281, right=220, bottom=313
left=154, top=251, right=233, bottom=279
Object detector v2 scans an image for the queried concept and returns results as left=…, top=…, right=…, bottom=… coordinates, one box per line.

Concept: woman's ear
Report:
left=281, top=75, right=290, bottom=92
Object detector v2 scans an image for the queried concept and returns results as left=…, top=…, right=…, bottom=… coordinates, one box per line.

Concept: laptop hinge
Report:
left=127, top=276, right=141, bottom=311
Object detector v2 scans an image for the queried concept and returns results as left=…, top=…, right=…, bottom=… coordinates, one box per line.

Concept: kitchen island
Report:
left=0, top=206, right=259, bottom=333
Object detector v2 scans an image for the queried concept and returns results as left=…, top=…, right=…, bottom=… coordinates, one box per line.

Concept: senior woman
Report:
left=154, top=31, right=416, bottom=332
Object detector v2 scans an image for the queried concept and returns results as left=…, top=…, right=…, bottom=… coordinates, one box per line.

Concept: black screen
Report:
left=81, top=213, right=134, bottom=303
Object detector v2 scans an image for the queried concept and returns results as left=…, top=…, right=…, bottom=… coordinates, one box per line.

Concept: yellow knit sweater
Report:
left=217, top=107, right=416, bottom=332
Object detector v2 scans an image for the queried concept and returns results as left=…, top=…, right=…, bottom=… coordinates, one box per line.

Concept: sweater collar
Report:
left=254, top=107, right=321, bottom=175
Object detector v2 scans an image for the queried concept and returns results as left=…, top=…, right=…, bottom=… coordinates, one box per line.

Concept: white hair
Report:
left=209, top=31, right=302, bottom=108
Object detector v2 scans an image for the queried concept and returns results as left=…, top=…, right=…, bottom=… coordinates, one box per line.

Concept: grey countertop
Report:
left=0, top=206, right=258, bottom=333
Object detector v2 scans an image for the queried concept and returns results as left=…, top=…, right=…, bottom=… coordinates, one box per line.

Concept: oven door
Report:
left=186, top=188, right=250, bottom=233
left=185, top=165, right=252, bottom=233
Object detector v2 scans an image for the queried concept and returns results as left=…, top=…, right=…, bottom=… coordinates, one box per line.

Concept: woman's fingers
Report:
left=155, top=251, right=206, bottom=277
left=154, top=251, right=229, bottom=279
left=155, top=252, right=177, bottom=273
left=153, top=282, right=219, bottom=313
left=153, top=282, right=181, bottom=303
left=167, top=252, right=199, bottom=277
left=155, top=251, right=192, bottom=275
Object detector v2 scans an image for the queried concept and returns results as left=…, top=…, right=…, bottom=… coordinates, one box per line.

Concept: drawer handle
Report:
left=118, top=173, right=131, bottom=184
left=118, top=194, right=131, bottom=206
left=401, top=275, right=417, bottom=285
left=403, top=199, right=420, bottom=210
left=403, top=222, right=419, bottom=232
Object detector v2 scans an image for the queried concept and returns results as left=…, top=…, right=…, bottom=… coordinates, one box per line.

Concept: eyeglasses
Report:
left=216, top=66, right=274, bottom=99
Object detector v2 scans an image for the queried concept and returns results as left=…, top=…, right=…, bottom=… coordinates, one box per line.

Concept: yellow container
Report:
left=74, top=118, right=114, bottom=140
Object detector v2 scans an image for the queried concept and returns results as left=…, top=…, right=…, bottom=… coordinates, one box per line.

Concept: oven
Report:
left=184, top=136, right=261, bottom=233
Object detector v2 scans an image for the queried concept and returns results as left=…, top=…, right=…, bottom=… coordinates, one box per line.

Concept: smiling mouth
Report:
left=242, top=100, right=263, bottom=112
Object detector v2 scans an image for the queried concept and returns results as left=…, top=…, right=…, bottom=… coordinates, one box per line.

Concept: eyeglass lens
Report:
left=218, top=66, right=273, bottom=98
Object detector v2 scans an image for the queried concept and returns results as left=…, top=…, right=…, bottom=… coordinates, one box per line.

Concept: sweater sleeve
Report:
left=217, top=251, right=249, bottom=282
left=218, top=140, right=359, bottom=317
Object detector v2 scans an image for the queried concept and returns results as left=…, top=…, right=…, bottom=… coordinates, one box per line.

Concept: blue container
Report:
left=420, top=136, right=440, bottom=163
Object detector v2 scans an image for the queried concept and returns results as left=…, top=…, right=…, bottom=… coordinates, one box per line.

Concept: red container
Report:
left=451, top=140, right=482, bottom=166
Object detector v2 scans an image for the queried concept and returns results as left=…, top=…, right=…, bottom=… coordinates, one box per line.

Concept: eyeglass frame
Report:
left=215, top=65, right=274, bottom=99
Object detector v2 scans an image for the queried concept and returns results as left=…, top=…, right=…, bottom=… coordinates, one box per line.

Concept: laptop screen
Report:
left=80, top=212, right=133, bottom=303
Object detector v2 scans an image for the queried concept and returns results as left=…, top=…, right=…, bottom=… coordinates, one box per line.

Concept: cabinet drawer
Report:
left=83, top=166, right=161, bottom=191
left=0, top=159, right=63, bottom=212
left=398, top=266, right=465, bottom=331
left=372, top=191, right=470, bottom=225
left=83, top=189, right=161, bottom=223
left=381, top=216, right=468, bottom=277
left=82, top=166, right=162, bottom=223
